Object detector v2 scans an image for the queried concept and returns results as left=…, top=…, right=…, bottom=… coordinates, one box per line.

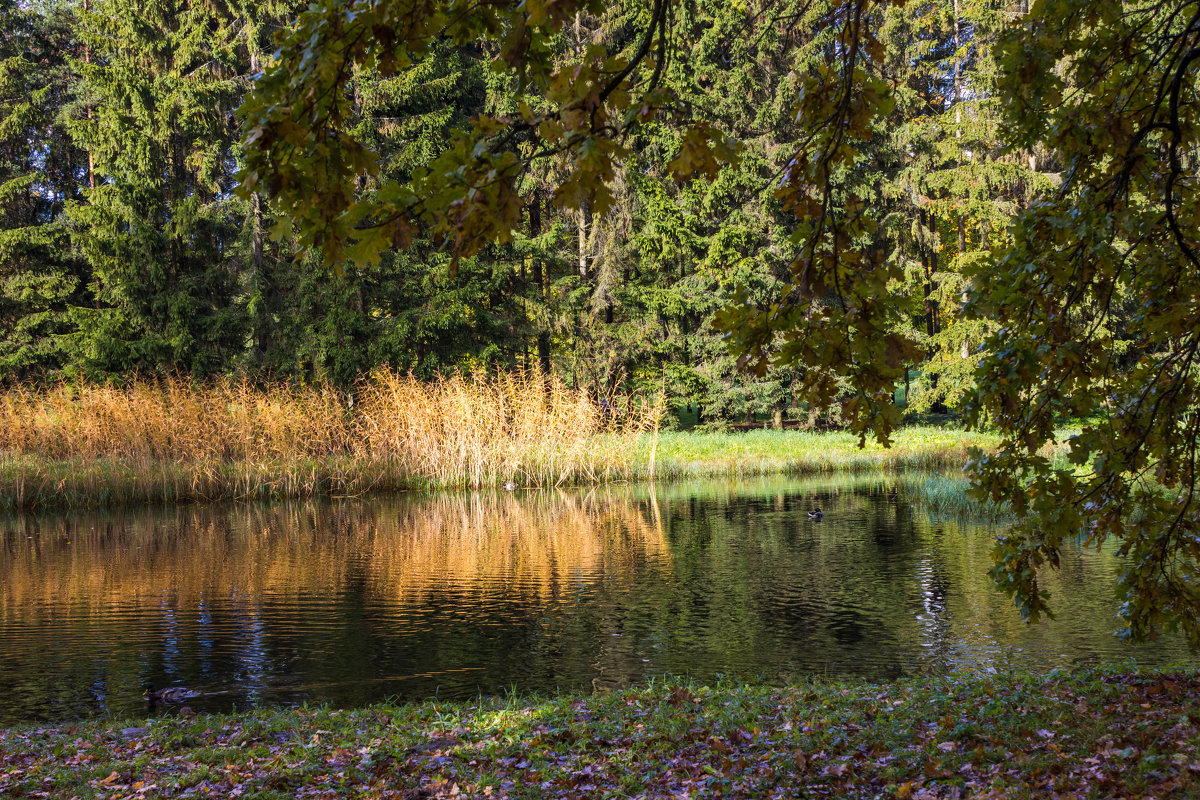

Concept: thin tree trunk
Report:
left=529, top=192, right=553, bottom=379
left=920, top=208, right=945, bottom=412
left=83, top=0, right=94, bottom=191
left=250, top=192, right=268, bottom=356
left=578, top=198, right=590, bottom=280
left=920, top=210, right=937, bottom=342
left=955, top=0, right=965, bottom=261
left=953, top=2, right=971, bottom=363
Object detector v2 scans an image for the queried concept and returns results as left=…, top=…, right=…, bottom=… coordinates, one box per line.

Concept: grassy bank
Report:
left=2, top=667, right=1198, bottom=798
left=645, top=427, right=1003, bottom=480
left=0, top=375, right=1016, bottom=511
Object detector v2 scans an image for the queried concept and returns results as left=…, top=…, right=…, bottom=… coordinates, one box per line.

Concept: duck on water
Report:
left=143, top=685, right=196, bottom=704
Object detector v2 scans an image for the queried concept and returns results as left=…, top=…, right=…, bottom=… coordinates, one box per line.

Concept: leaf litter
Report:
left=1, top=666, right=1198, bottom=798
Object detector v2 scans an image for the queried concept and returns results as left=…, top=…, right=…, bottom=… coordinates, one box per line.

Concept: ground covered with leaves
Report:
left=2, top=668, right=1199, bottom=799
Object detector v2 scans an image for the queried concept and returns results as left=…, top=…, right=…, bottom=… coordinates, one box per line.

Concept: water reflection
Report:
left=0, top=475, right=1194, bottom=725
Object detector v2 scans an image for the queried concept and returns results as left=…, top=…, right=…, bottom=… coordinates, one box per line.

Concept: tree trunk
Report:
left=920, top=210, right=938, bottom=342
left=578, top=198, right=590, bottom=280
left=955, top=1, right=966, bottom=262
left=536, top=333, right=551, bottom=378
left=84, top=0, right=95, bottom=191
left=919, top=209, right=946, bottom=413
left=250, top=191, right=269, bottom=357
left=528, top=192, right=553, bottom=379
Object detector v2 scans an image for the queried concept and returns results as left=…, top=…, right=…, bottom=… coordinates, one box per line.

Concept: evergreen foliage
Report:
left=0, top=0, right=87, bottom=382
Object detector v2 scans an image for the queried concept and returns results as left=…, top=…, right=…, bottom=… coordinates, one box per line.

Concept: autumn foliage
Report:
left=2, top=668, right=1198, bottom=798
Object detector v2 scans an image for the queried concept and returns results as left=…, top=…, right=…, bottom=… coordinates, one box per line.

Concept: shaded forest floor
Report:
left=3, top=667, right=1198, bottom=799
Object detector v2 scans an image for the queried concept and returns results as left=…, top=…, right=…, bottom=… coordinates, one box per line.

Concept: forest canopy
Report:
left=2, top=0, right=1199, bottom=644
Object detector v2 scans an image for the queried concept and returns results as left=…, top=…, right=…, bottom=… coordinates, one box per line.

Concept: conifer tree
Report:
left=877, top=0, right=1051, bottom=413
left=0, top=0, right=89, bottom=381
left=66, top=0, right=250, bottom=376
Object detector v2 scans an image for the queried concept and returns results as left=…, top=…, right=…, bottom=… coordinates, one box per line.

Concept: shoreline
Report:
left=1, top=426, right=999, bottom=513
left=2, top=666, right=1197, bottom=798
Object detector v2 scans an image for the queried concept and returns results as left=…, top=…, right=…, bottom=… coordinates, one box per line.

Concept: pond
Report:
left=0, top=474, right=1194, bottom=725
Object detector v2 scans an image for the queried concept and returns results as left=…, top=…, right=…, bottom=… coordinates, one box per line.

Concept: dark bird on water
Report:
left=143, top=685, right=196, bottom=703
left=808, top=508, right=823, bottom=520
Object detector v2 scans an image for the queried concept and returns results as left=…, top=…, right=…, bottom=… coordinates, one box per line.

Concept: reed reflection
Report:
left=0, top=492, right=669, bottom=608
left=0, top=491, right=671, bottom=722
left=0, top=475, right=1195, bottom=726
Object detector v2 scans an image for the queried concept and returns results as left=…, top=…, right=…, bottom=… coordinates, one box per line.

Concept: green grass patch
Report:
left=2, top=667, right=1198, bottom=798
left=639, top=426, right=1004, bottom=481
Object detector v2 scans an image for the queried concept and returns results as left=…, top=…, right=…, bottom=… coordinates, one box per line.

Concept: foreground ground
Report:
left=2, top=667, right=1198, bottom=799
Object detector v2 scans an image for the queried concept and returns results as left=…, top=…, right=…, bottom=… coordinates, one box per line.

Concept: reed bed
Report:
left=353, top=371, right=650, bottom=487
left=0, top=376, right=356, bottom=462
left=0, top=375, right=1048, bottom=512
left=0, top=372, right=660, bottom=510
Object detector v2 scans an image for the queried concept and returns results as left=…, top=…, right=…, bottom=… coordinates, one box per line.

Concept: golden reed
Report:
left=0, top=372, right=662, bottom=510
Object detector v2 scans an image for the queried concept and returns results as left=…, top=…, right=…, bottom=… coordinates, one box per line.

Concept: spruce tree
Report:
left=0, top=0, right=89, bottom=382
left=66, top=0, right=249, bottom=377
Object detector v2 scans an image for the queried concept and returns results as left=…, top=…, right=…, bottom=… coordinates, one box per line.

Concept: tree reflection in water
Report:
left=0, top=475, right=1194, bottom=724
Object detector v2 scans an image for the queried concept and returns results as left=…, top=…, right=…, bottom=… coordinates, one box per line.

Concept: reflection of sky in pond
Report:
left=0, top=474, right=1194, bottom=725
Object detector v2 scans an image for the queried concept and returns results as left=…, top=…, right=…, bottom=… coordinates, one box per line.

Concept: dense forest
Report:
left=1, top=0, right=1051, bottom=424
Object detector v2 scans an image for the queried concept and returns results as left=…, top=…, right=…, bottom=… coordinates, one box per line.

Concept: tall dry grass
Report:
left=0, top=377, right=355, bottom=462
left=354, top=371, right=655, bottom=487
left=0, top=372, right=662, bottom=510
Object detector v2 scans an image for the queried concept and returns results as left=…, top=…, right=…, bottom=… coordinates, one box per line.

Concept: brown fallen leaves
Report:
left=0, top=669, right=1199, bottom=798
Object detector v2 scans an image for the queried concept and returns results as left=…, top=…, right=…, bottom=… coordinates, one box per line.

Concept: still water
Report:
left=0, top=474, right=1194, bottom=725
